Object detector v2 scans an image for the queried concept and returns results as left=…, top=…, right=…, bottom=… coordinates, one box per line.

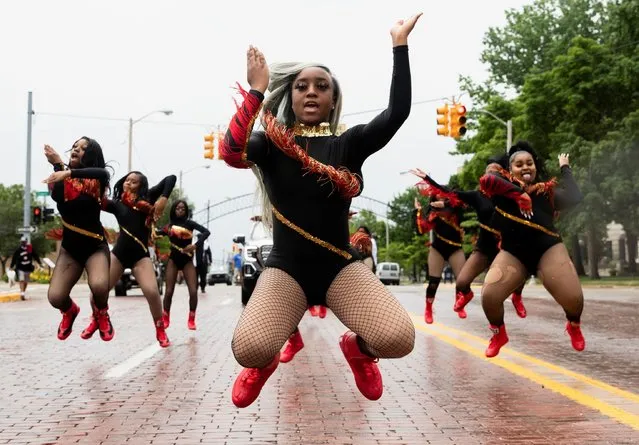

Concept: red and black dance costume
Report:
left=415, top=169, right=527, bottom=318
left=221, top=46, right=414, bottom=408
left=48, top=165, right=113, bottom=340
left=414, top=186, right=465, bottom=323
left=81, top=174, right=176, bottom=346
left=350, top=231, right=376, bottom=273
left=479, top=164, right=584, bottom=356
left=158, top=217, right=210, bottom=329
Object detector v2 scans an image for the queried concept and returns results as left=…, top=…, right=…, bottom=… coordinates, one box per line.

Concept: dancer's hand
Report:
left=44, top=144, right=63, bottom=165
left=247, top=45, right=269, bottom=94
left=517, top=193, right=533, bottom=219
left=42, top=170, right=71, bottom=184
left=414, top=197, right=422, bottom=210
left=409, top=168, right=427, bottom=179
left=390, top=13, right=423, bottom=46
left=153, top=197, right=168, bottom=222
left=430, top=200, right=445, bottom=209
left=183, top=244, right=196, bottom=254
left=558, top=153, right=570, bottom=168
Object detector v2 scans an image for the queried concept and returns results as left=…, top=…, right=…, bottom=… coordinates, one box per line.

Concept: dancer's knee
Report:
left=231, top=327, right=280, bottom=369
left=426, top=276, right=441, bottom=298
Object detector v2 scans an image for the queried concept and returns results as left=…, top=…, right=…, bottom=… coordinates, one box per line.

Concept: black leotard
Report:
left=414, top=206, right=464, bottom=261
left=50, top=167, right=110, bottom=264
left=105, top=175, right=176, bottom=269
left=223, top=46, right=411, bottom=305
left=455, top=190, right=502, bottom=260
left=481, top=165, right=582, bottom=274
left=158, top=220, right=210, bottom=270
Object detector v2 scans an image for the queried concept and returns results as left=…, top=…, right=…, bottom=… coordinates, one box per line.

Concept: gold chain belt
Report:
left=434, top=232, right=463, bottom=247
left=121, top=227, right=148, bottom=253
left=272, top=207, right=352, bottom=260
left=61, top=219, right=104, bottom=241
left=170, top=242, right=193, bottom=257
left=479, top=223, right=501, bottom=237
left=495, top=207, right=560, bottom=238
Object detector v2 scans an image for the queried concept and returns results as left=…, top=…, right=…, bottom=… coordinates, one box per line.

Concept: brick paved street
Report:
left=1, top=283, right=638, bottom=444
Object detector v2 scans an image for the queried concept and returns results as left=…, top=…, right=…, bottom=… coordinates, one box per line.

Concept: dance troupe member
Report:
left=219, top=14, right=421, bottom=408
left=80, top=171, right=176, bottom=347
left=279, top=223, right=378, bottom=364
left=479, top=142, right=585, bottom=357
left=413, top=191, right=466, bottom=324
left=43, top=139, right=114, bottom=340
left=158, top=200, right=210, bottom=330
left=410, top=157, right=527, bottom=320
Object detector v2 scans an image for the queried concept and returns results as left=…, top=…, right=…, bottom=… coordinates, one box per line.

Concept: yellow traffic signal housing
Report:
left=203, top=133, right=214, bottom=159
left=449, top=104, right=467, bottom=139
left=436, top=104, right=449, bottom=136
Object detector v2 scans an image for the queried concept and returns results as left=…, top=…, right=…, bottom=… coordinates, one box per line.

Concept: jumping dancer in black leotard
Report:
left=410, top=160, right=527, bottom=320
left=479, top=142, right=585, bottom=357
left=219, top=14, right=421, bottom=408
left=43, top=138, right=114, bottom=341
left=413, top=193, right=466, bottom=324
left=80, top=171, right=176, bottom=347
left=158, top=200, right=210, bottom=330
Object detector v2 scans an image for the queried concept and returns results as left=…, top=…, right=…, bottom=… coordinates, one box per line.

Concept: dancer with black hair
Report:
left=158, top=200, right=210, bottom=330
left=413, top=189, right=466, bottom=324
left=80, top=171, right=176, bottom=347
left=410, top=157, right=527, bottom=320
left=219, top=14, right=420, bottom=408
left=42, top=139, right=114, bottom=341
left=479, top=142, right=585, bottom=357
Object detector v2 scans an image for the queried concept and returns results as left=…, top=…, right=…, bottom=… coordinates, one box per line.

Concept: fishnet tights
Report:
left=326, top=262, right=415, bottom=359
left=231, top=268, right=308, bottom=368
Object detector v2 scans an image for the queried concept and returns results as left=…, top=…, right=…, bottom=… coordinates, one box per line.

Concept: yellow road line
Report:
left=410, top=315, right=639, bottom=431
left=425, top=318, right=639, bottom=404
left=0, top=292, right=21, bottom=303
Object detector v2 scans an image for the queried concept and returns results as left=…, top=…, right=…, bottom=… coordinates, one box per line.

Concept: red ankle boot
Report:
left=188, top=311, right=196, bottom=330
left=511, top=293, right=527, bottom=318
left=232, top=353, right=280, bottom=408
left=57, top=301, right=80, bottom=340
left=485, top=324, right=508, bottom=358
left=565, top=321, right=585, bottom=351
left=155, top=319, right=170, bottom=348
left=96, top=307, right=114, bottom=341
left=454, top=290, right=474, bottom=316
left=309, top=306, right=319, bottom=317
left=280, top=330, right=304, bottom=363
left=425, top=300, right=433, bottom=324
left=80, top=313, right=98, bottom=339
left=318, top=306, right=327, bottom=318
left=339, top=331, right=383, bottom=401
left=162, top=310, right=170, bottom=329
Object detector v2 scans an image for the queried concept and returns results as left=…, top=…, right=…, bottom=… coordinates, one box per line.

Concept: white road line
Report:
left=104, top=343, right=162, bottom=379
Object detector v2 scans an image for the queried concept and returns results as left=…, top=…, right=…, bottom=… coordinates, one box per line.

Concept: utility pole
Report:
left=127, top=118, right=133, bottom=172
left=23, top=92, right=34, bottom=243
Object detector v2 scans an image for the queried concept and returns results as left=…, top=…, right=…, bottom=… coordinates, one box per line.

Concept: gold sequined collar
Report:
left=293, top=122, right=333, bottom=137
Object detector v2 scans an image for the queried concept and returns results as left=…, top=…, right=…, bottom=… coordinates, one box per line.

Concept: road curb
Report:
left=0, top=293, right=22, bottom=303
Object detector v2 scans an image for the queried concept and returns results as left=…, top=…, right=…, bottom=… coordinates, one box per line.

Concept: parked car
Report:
left=233, top=216, right=273, bottom=305
left=114, top=246, right=165, bottom=296
left=207, top=267, right=233, bottom=286
left=377, top=262, right=401, bottom=285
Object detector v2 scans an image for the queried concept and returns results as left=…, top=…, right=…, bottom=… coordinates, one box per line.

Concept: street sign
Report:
left=35, top=191, right=49, bottom=197
left=16, top=226, right=38, bottom=234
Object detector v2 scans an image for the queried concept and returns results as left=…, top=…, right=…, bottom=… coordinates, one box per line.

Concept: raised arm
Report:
left=480, top=173, right=533, bottom=218
left=219, top=46, right=270, bottom=169
left=71, top=168, right=109, bottom=182
left=189, top=221, right=211, bottom=247
left=147, top=175, right=177, bottom=203
left=554, top=155, right=583, bottom=211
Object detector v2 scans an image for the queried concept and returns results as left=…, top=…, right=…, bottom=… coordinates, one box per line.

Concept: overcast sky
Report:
left=1, top=0, right=532, bottom=263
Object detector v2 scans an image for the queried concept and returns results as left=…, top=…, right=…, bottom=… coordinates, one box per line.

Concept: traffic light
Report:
left=217, top=131, right=225, bottom=160
left=43, top=207, right=55, bottom=223
left=436, top=104, right=449, bottom=136
left=32, top=207, right=42, bottom=225
left=203, top=133, right=214, bottom=159
left=449, top=104, right=467, bottom=139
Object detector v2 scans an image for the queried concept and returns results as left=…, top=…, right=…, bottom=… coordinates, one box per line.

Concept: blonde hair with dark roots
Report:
left=252, top=62, right=344, bottom=229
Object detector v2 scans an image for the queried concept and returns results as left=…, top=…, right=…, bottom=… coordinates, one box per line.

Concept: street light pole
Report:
left=23, top=92, right=34, bottom=243
left=127, top=109, right=173, bottom=172
left=469, top=109, right=512, bottom=152
left=178, top=164, right=211, bottom=198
